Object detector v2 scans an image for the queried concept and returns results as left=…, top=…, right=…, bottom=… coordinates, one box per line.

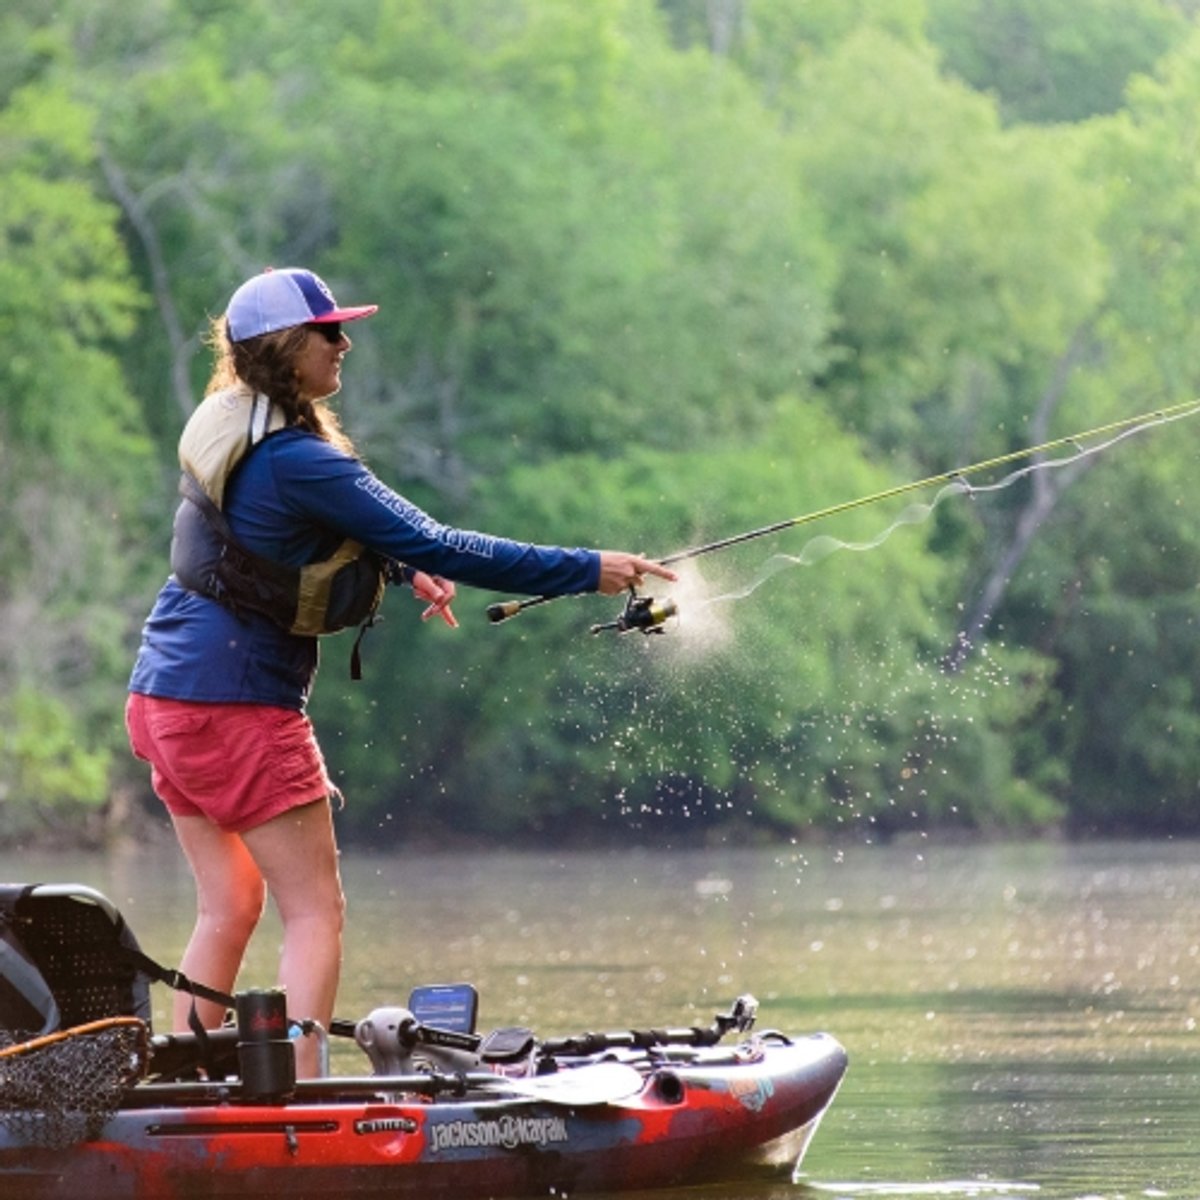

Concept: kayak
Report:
left=2, top=1031, right=846, bottom=1198
left=0, top=883, right=847, bottom=1199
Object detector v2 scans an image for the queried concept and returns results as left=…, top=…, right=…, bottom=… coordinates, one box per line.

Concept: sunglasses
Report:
left=309, top=322, right=343, bottom=344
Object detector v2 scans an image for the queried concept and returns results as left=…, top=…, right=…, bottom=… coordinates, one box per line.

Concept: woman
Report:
left=127, top=267, right=675, bottom=1076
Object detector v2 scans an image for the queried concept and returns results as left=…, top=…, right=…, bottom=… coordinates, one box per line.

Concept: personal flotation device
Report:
left=170, top=385, right=393, bottom=677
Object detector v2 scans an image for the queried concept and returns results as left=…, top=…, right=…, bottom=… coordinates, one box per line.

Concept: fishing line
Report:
left=698, top=406, right=1186, bottom=611
left=658, top=398, right=1200, bottom=569
left=696, top=485, right=968, bottom=611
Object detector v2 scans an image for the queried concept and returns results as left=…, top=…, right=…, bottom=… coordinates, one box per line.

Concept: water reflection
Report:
left=2, top=837, right=1199, bottom=1197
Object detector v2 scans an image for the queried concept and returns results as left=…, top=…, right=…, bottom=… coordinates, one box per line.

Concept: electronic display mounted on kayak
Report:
left=408, top=983, right=479, bottom=1034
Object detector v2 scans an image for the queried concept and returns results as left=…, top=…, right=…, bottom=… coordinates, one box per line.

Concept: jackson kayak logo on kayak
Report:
left=429, top=1114, right=569, bottom=1153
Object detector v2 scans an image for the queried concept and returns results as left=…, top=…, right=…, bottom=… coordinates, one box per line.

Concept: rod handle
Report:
left=486, top=600, right=525, bottom=624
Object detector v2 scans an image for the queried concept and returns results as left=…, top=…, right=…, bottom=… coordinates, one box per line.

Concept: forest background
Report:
left=2, top=0, right=1199, bottom=849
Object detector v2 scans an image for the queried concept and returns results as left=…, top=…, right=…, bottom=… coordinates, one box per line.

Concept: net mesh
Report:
left=0, top=1017, right=148, bottom=1149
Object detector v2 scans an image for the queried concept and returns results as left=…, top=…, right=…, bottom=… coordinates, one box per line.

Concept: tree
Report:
left=658, top=0, right=929, bottom=100
left=996, top=30, right=1200, bottom=828
left=927, top=0, right=1188, bottom=124
left=0, top=80, right=154, bottom=837
left=325, top=0, right=835, bottom=489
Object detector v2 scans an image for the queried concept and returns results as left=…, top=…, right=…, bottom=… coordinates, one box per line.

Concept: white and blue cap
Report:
left=225, top=267, right=378, bottom=343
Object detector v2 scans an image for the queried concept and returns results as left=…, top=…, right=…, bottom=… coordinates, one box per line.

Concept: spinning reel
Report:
left=486, top=588, right=678, bottom=636
left=589, top=589, right=678, bottom=636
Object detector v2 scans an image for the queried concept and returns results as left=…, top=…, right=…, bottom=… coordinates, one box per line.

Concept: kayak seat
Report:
left=0, top=884, right=152, bottom=1039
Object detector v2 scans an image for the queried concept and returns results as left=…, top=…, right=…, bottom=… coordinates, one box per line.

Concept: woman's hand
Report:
left=410, top=571, right=459, bottom=627
left=595, top=552, right=678, bottom=596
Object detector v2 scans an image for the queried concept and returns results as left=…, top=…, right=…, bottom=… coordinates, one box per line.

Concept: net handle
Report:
left=0, top=1017, right=148, bottom=1063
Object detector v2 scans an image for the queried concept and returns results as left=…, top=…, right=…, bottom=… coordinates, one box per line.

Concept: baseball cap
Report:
left=225, top=267, right=379, bottom=342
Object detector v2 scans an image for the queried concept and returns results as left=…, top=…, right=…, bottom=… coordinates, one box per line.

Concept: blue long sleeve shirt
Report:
left=129, top=429, right=599, bottom=709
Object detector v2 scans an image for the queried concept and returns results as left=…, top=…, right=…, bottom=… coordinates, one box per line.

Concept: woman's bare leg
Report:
left=170, top=814, right=267, bottom=1031
left=242, top=798, right=345, bottom=1078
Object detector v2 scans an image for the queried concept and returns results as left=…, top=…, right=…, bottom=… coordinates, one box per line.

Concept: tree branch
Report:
left=97, top=147, right=197, bottom=421
left=943, top=322, right=1099, bottom=671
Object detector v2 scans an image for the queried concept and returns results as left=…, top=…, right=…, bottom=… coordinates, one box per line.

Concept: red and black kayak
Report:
left=0, top=884, right=847, bottom=1199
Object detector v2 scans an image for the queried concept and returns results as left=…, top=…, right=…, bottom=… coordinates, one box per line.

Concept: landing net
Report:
left=0, top=1017, right=148, bottom=1149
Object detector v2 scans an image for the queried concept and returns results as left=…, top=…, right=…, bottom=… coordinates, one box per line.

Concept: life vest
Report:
left=170, top=385, right=390, bottom=676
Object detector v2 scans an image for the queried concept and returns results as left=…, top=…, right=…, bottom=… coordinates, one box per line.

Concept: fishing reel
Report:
left=590, top=589, right=678, bottom=636
left=484, top=586, right=678, bottom=634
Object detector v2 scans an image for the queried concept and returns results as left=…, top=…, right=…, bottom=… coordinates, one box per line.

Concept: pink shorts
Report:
left=125, top=694, right=333, bottom=833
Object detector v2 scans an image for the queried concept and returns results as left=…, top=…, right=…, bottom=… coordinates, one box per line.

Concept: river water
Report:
left=4, top=837, right=1199, bottom=1198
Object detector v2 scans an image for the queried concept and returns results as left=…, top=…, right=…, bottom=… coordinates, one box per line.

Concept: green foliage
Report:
left=659, top=0, right=929, bottom=99
left=788, top=28, right=1108, bottom=461
left=2, top=0, right=1198, bottom=845
left=1003, top=420, right=1200, bottom=830
left=0, top=688, right=110, bottom=842
left=1083, top=33, right=1200, bottom=403
left=979, top=27, right=1200, bottom=832
left=0, top=76, right=155, bottom=842
left=927, top=0, right=1187, bottom=123
left=0, top=84, right=145, bottom=471
left=1054, top=591, right=1200, bottom=833
left=325, top=0, right=834, bottom=484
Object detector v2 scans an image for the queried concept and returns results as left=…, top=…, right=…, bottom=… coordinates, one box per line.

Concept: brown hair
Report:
left=204, top=316, right=357, bottom=457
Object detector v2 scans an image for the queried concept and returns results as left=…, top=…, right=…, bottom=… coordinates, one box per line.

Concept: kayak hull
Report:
left=0, top=1033, right=846, bottom=1199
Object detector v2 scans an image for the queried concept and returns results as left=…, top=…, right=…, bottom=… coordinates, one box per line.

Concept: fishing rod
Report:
left=484, top=399, right=1200, bottom=634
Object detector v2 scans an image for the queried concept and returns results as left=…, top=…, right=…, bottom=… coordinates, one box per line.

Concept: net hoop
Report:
left=0, top=1016, right=148, bottom=1148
